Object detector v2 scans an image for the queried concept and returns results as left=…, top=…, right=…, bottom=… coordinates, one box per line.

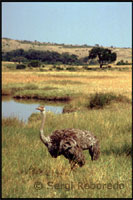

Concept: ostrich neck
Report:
left=40, top=111, right=46, bottom=131
left=40, top=111, right=51, bottom=147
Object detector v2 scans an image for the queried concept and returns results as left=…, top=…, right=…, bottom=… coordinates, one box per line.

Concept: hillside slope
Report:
left=2, top=38, right=132, bottom=63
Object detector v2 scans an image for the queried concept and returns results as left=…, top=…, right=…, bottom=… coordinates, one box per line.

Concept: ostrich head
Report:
left=36, top=106, right=45, bottom=113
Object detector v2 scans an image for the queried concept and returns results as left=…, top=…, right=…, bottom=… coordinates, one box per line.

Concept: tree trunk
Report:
left=100, top=63, right=103, bottom=68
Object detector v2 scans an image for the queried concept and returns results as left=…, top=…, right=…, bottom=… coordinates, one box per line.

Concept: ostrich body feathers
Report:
left=36, top=106, right=100, bottom=168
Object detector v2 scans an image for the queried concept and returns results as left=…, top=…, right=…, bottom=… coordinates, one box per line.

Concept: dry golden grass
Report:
left=2, top=70, right=132, bottom=100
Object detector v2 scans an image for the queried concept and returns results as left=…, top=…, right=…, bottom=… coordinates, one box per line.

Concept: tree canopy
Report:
left=2, top=49, right=81, bottom=65
left=88, top=47, right=117, bottom=68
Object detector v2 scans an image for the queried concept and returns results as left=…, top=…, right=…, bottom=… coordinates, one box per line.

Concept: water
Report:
left=2, top=97, right=64, bottom=122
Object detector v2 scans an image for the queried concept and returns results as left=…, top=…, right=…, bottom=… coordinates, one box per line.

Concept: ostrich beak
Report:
left=36, top=107, right=42, bottom=112
left=36, top=106, right=44, bottom=112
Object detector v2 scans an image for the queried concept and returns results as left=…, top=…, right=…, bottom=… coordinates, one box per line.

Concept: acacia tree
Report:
left=88, top=47, right=117, bottom=68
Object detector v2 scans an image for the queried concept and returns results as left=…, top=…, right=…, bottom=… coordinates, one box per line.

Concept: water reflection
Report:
left=2, top=96, right=64, bottom=122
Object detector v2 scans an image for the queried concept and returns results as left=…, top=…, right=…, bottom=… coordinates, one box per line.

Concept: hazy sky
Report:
left=2, top=2, right=132, bottom=47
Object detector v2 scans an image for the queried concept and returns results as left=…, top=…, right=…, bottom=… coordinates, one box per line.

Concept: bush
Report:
left=16, top=64, right=26, bottom=69
left=88, top=92, right=130, bottom=109
left=55, top=66, right=64, bottom=71
left=116, top=60, right=129, bottom=65
left=66, top=67, right=76, bottom=71
left=28, top=60, right=41, bottom=68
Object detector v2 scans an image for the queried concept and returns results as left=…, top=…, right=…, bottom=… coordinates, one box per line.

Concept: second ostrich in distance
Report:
left=36, top=106, right=100, bottom=169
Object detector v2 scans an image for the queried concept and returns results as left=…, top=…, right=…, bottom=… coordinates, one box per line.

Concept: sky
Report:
left=2, top=2, right=132, bottom=47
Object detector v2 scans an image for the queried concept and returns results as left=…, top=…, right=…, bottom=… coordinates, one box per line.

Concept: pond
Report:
left=2, top=96, right=65, bottom=122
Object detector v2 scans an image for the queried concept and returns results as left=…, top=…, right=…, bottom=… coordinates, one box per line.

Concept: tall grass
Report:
left=2, top=70, right=132, bottom=100
left=2, top=67, right=132, bottom=197
left=2, top=104, right=132, bottom=198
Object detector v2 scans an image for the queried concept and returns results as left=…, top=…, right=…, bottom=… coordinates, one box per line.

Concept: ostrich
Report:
left=36, top=106, right=100, bottom=169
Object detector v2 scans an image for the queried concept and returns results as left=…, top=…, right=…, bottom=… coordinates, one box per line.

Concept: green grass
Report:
left=13, top=88, right=76, bottom=101
left=2, top=81, right=82, bottom=101
left=2, top=83, right=38, bottom=96
left=2, top=104, right=132, bottom=198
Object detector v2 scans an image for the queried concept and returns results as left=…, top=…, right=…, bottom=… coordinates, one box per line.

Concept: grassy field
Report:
left=2, top=63, right=132, bottom=101
left=2, top=64, right=132, bottom=198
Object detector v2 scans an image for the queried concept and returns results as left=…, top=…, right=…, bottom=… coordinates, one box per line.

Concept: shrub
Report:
left=55, top=66, right=64, bottom=71
left=28, top=60, right=41, bottom=68
left=66, top=67, right=76, bottom=71
left=88, top=92, right=130, bottom=109
left=16, top=64, right=26, bottom=69
left=116, top=60, right=129, bottom=65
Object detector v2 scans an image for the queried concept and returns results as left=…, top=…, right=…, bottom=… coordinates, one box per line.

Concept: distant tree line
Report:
left=2, top=47, right=118, bottom=68
left=2, top=49, right=87, bottom=65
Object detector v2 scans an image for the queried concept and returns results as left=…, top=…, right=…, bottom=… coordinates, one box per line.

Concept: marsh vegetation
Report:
left=2, top=62, right=132, bottom=198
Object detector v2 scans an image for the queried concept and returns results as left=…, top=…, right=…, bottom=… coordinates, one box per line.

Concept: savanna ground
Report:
left=2, top=62, right=132, bottom=198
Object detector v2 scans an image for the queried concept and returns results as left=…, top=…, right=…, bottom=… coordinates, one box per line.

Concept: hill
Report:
left=2, top=38, right=132, bottom=63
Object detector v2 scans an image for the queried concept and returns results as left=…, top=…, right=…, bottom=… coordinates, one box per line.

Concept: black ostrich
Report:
left=36, top=106, right=100, bottom=169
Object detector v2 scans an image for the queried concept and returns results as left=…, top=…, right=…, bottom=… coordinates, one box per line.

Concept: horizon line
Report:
left=2, top=37, right=131, bottom=49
